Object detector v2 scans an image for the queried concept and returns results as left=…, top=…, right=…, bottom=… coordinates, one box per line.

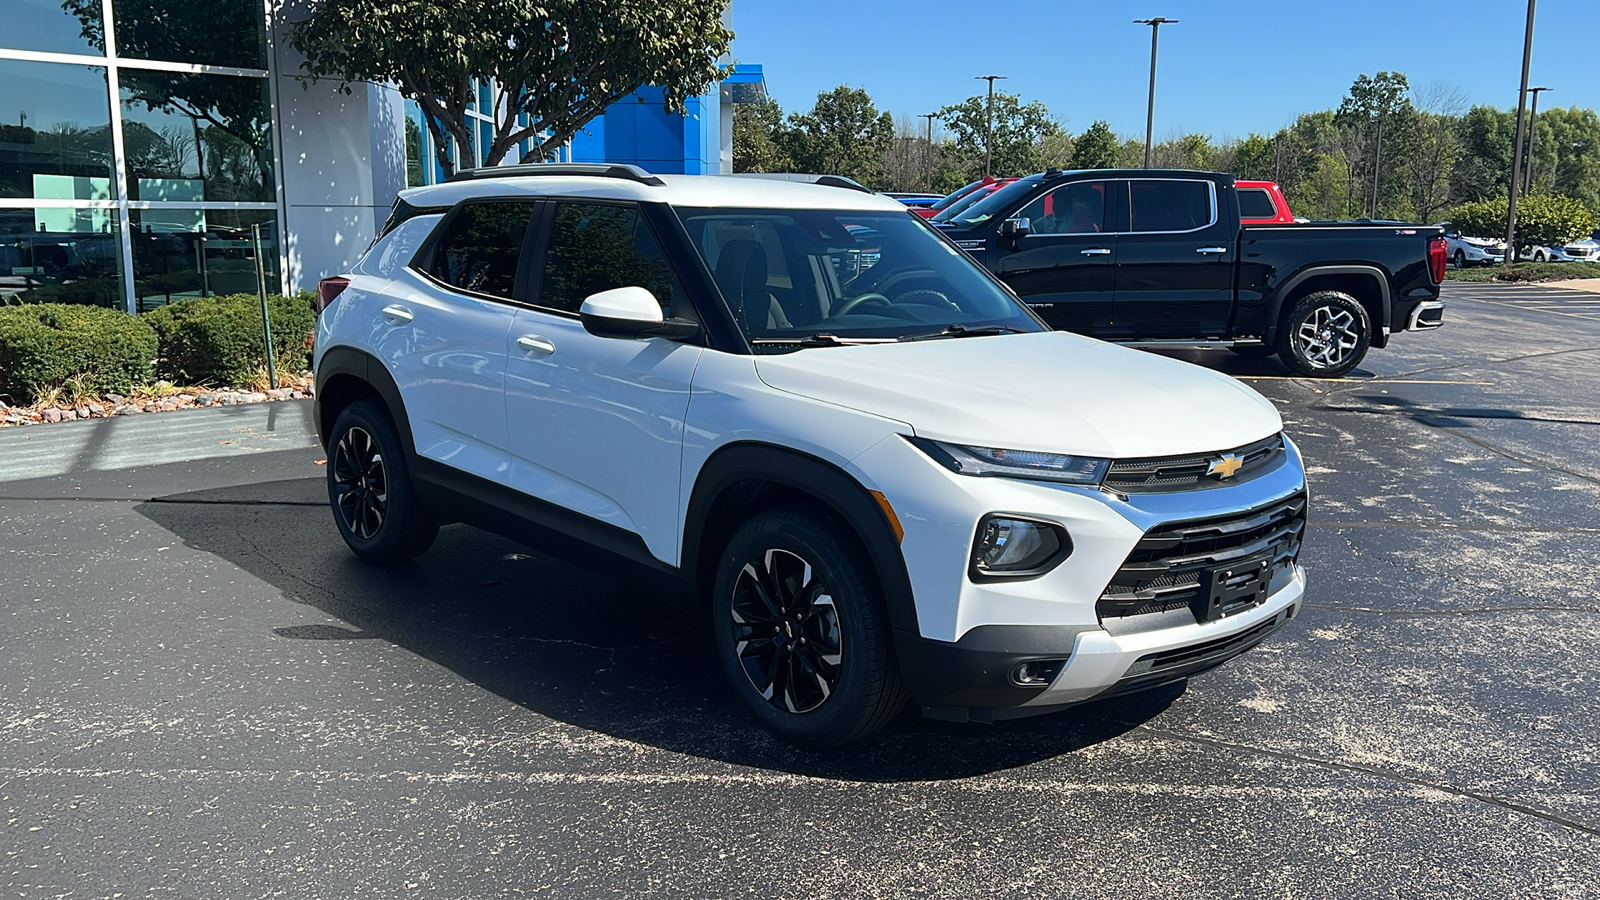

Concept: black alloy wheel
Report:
left=713, top=505, right=905, bottom=747
left=1276, top=290, right=1371, bottom=378
left=1453, top=249, right=1467, bottom=269
left=327, top=399, right=438, bottom=564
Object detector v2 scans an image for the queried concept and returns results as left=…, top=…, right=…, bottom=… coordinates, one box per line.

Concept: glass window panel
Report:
left=110, top=0, right=267, bottom=69
left=119, top=70, right=274, bottom=202
left=404, top=100, right=426, bottom=187
left=542, top=203, right=677, bottom=314
left=1019, top=182, right=1107, bottom=235
left=428, top=202, right=537, bottom=300
left=1238, top=188, right=1278, bottom=220
left=477, top=119, right=494, bottom=168
left=1128, top=180, right=1214, bottom=233
left=0, top=208, right=125, bottom=308
left=3, top=0, right=106, bottom=55
left=0, top=59, right=117, bottom=201
left=130, top=209, right=278, bottom=312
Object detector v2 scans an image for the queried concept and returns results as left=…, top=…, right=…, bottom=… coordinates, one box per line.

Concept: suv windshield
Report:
left=677, top=207, right=1043, bottom=347
left=937, top=177, right=1041, bottom=227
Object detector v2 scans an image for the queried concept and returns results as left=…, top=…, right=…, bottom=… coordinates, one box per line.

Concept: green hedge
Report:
left=0, top=304, right=158, bottom=404
left=142, top=291, right=316, bottom=386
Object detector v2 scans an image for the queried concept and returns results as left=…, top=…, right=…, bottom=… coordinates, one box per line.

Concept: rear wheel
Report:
left=1453, top=249, right=1467, bottom=269
left=327, top=399, right=438, bottom=564
left=712, top=505, right=905, bottom=748
left=1276, top=290, right=1371, bottom=378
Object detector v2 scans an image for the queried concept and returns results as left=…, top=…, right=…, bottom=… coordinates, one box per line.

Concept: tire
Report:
left=1275, top=290, right=1371, bottom=378
left=1533, top=250, right=1546, bottom=263
left=327, top=399, right=438, bottom=564
left=712, top=504, right=906, bottom=748
left=1453, top=249, right=1466, bottom=270
left=1228, top=345, right=1277, bottom=358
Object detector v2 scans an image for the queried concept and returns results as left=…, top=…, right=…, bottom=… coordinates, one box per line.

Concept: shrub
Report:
left=1448, top=194, right=1599, bottom=250
left=143, top=291, right=317, bottom=386
left=0, top=304, right=158, bottom=404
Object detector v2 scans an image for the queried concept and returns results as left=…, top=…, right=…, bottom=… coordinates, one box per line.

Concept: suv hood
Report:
left=754, top=332, right=1282, bottom=459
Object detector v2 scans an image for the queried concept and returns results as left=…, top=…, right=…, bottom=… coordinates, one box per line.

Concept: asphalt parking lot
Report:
left=3, top=282, right=1598, bottom=898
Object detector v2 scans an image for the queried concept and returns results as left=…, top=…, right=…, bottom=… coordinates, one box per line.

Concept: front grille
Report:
left=1104, top=433, right=1285, bottom=493
left=1097, top=492, right=1306, bottom=621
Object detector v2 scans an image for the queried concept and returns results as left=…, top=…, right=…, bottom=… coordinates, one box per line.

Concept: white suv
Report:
left=313, top=164, right=1308, bottom=747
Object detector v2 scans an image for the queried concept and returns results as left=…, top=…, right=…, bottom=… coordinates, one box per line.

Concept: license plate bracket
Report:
left=1194, top=555, right=1271, bottom=622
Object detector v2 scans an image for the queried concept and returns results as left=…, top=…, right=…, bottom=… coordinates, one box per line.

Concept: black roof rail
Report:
left=446, top=163, right=665, bottom=186
left=726, top=172, right=874, bottom=194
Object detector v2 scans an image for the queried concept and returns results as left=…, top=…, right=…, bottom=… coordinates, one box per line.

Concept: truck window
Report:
left=1238, top=188, right=1278, bottom=220
left=1128, top=180, right=1215, bottom=233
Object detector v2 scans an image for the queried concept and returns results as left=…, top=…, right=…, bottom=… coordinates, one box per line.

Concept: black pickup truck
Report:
left=932, top=169, right=1448, bottom=376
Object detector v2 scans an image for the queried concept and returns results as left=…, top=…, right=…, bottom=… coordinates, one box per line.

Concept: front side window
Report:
left=428, top=201, right=537, bottom=299
left=678, top=208, right=1044, bottom=346
left=540, top=203, right=677, bottom=314
left=1018, top=182, right=1106, bottom=235
left=1128, top=180, right=1215, bottom=233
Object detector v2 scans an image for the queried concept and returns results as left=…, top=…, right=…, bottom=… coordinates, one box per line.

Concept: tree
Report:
left=776, top=86, right=894, bottom=187
left=1338, top=72, right=1411, bottom=216
left=937, top=92, right=1062, bottom=179
left=288, top=0, right=733, bottom=176
left=731, top=100, right=790, bottom=174
left=1068, top=121, right=1119, bottom=169
left=1449, top=194, right=1598, bottom=250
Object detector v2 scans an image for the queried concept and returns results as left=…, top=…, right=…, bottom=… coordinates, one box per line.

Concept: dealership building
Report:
left=0, top=0, right=762, bottom=313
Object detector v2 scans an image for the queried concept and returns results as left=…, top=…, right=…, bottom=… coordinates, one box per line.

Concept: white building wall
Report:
left=270, top=1, right=407, bottom=292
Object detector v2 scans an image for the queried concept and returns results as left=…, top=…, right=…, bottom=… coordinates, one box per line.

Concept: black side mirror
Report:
left=999, top=216, right=1031, bottom=238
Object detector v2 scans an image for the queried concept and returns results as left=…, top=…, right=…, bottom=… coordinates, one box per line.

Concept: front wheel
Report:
left=1276, top=291, right=1371, bottom=378
left=712, top=505, right=906, bottom=748
left=327, top=399, right=439, bottom=564
left=1453, top=249, right=1467, bottom=270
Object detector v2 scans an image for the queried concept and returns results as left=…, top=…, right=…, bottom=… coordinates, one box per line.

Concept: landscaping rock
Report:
left=243, top=392, right=269, bottom=404
left=62, top=409, right=77, bottom=421
left=196, top=394, right=214, bottom=406
left=44, top=408, right=62, bottom=423
left=116, top=405, right=140, bottom=415
left=104, top=394, right=126, bottom=406
left=88, top=403, right=105, bottom=415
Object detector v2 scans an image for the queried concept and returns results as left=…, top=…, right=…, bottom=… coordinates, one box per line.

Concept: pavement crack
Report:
left=1121, top=723, right=1600, bottom=839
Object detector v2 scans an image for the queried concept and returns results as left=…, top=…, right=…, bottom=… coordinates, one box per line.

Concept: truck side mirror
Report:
left=999, top=217, right=1031, bottom=238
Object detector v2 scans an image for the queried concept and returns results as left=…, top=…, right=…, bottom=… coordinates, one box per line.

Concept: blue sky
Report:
left=731, top=0, right=1593, bottom=140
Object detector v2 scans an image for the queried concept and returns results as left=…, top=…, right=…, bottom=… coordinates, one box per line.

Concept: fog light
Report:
left=1010, top=659, right=1066, bottom=687
left=970, top=515, right=1070, bottom=580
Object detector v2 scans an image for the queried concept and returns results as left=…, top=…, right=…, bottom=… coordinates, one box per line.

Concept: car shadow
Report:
left=136, top=478, right=1181, bottom=782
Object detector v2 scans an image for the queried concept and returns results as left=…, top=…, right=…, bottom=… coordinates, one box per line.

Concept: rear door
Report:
left=992, top=179, right=1115, bottom=333
left=1112, top=178, right=1236, bottom=339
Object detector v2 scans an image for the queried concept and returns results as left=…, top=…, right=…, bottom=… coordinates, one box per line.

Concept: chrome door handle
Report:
left=516, top=334, right=556, bottom=356
left=380, top=304, right=413, bottom=324
left=1080, top=248, right=1112, bottom=256
left=1196, top=246, right=1229, bottom=254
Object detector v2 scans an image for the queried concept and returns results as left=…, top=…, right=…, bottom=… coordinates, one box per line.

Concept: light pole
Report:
left=918, top=112, right=939, bottom=190
left=975, top=75, right=1006, bottom=177
left=1135, top=17, right=1177, bottom=168
left=1524, top=86, right=1551, bottom=196
left=1505, top=0, right=1536, bottom=264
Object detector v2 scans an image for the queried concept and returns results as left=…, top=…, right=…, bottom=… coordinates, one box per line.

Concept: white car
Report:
left=1530, top=232, right=1600, bottom=263
left=1437, top=222, right=1505, bottom=267
left=312, top=164, right=1308, bottom=747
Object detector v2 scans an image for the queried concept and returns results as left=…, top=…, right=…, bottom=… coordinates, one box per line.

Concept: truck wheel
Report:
left=712, top=505, right=906, bottom=748
left=328, top=399, right=439, bottom=564
left=1276, top=291, right=1371, bottom=378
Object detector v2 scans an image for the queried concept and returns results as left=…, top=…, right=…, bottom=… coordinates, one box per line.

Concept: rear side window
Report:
left=1128, top=180, right=1215, bottom=233
left=377, top=198, right=451, bottom=243
left=1238, top=188, right=1278, bottom=220
left=540, top=202, right=677, bottom=314
left=428, top=201, right=538, bottom=299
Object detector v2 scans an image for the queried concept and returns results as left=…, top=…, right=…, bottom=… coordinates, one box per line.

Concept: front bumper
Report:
left=849, top=431, right=1309, bottom=716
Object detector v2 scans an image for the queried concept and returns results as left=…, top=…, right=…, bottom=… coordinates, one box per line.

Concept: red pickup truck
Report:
left=1237, top=180, right=1295, bottom=224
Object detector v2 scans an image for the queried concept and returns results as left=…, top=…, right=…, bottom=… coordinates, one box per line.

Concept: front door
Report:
left=502, top=200, right=703, bottom=566
left=1113, top=178, right=1236, bottom=339
left=991, top=180, right=1115, bottom=334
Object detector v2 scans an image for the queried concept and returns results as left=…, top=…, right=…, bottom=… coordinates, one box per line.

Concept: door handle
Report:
left=1196, top=247, right=1229, bottom=254
left=380, top=304, right=413, bottom=324
left=516, top=334, right=556, bottom=356
left=1080, top=248, right=1112, bottom=256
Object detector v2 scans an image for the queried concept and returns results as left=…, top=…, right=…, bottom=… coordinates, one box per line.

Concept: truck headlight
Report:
left=912, top=438, right=1109, bottom=485
left=971, top=515, right=1071, bottom=580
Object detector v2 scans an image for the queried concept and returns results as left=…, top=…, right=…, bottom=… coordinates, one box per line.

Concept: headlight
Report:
left=911, top=437, right=1110, bottom=485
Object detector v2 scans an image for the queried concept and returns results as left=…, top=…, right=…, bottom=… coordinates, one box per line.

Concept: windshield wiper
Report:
left=749, top=333, right=897, bottom=349
left=897, top=324, right=1026, bottom=342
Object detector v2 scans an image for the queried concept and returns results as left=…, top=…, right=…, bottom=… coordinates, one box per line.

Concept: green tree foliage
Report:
left=937, top=92, right=1062, bottom=179
left=1337, top=72, right=1412, bottom=217
left=1068, top=121, right=1119, bottom=169
left=776, top=87, right=895, bottom=187
left=1447, top=195, right=1598, bottom=251
left=288, top=0, right=732, bottom=175
left=0, top=305, right=158, bottom=403
left=731, top=100, right=792, bottom=174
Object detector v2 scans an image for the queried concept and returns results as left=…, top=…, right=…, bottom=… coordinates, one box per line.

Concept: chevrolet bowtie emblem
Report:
left=1207, top=454, right=1244, bottom=479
